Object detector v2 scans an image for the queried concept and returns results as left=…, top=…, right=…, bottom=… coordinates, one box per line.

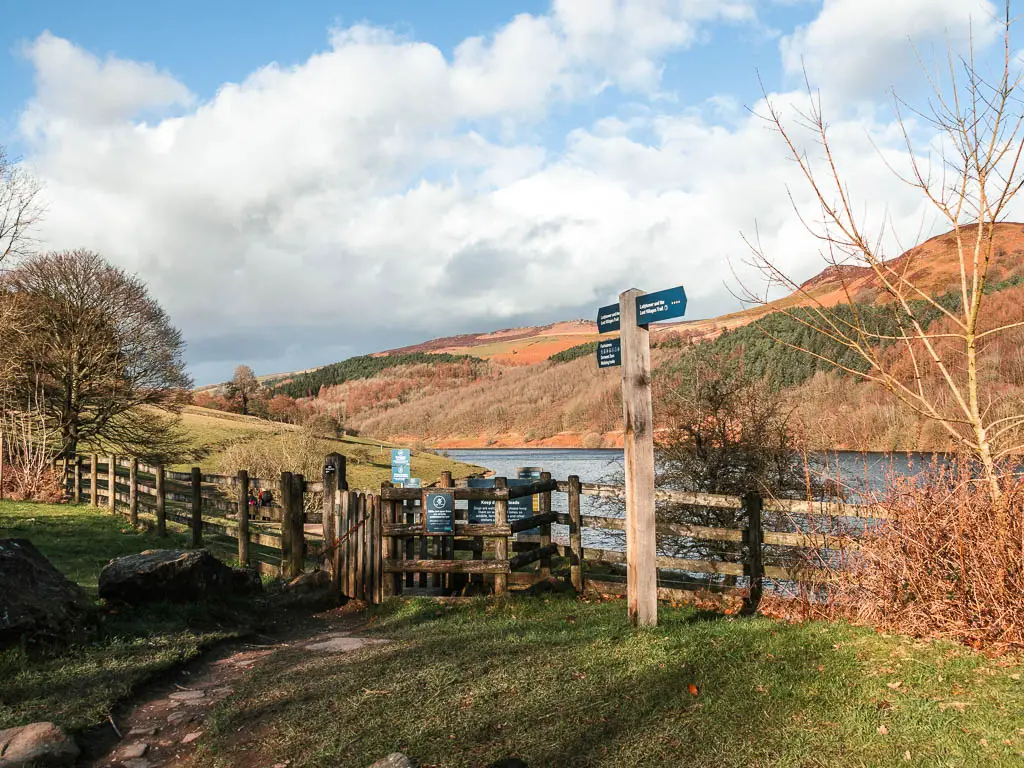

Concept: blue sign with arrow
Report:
left=597, top=303, right=620, bottom=333
left=635, top=286, right=687, bottom=326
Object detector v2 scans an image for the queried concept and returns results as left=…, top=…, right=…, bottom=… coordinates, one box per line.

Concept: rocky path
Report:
left=85, top=607, right=385, bottom=768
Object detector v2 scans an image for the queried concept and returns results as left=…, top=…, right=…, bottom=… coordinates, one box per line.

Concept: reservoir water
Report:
left=440, top=448, right=944, bottom=552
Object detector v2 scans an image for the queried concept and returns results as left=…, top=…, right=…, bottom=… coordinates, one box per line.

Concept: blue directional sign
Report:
left=597, top=338, right=622, bottom=368
left=424, top=490, right=454, bottom=533
left=391, top=448, right=411, bottom=484
left=597, top=303, right=620, bottom=333
left=635, top=286, right=687, bottom=326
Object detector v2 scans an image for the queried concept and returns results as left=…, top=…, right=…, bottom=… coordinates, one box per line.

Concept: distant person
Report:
left=259, top=489, right=273, bottom=507
left=247, top=489, right=257, bottom=515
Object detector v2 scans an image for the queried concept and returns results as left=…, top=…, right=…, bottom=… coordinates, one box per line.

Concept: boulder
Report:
left=276, top=569, right=340, bottom=609
left=0, top=721, right=79, bottom=767
left=367, top=754, right=416, bottom=768
left=98, top=549, right=261, bottom=605
left=0, top=539, right=93, bottom=648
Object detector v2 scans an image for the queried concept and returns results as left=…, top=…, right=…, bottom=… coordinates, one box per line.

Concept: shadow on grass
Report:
left=197, top=596, right=901, bottom=768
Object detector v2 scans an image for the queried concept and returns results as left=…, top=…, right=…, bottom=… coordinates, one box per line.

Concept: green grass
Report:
left=172, top=406, right=484, bottom=487
left=199, top=597, right=1024, bottom=768
left=0, top=501, right=257, bottom=732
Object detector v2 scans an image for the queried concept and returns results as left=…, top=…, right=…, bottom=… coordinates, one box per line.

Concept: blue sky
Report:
left=0, top=1, right=1007, bottom=383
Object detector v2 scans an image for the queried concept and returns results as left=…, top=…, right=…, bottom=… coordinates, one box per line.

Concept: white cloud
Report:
left=13, top=2, right=1005, bottom=383
left=781, top=0, right=1000, bottom=99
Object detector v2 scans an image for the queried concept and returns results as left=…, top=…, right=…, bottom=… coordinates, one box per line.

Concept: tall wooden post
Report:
left=619, top=288, right=658, bottom=627
left=568, top=475, right=583, bottom=591
left=742, top=492, right=764, bottom=616
left=73, top=456, right=82, bottom=504
left=190, top=467, right=203, bottom=547
left=129, top=457, right=139, bottom=526
left=539, top=471, right=553, bottom=579
left=237, top=469, right=250, bottom=567
left=280, top=471, right=293, bottom=578
left=88, top=454, right=97, bottom=507
left=155, top=465, right=166, bottom=537
left=323, top=453, right=343, bottom=578
left=0, top=433, right=5, bottom=501
left=494, top=477, right=508, bottom=596
left=107, top=456, right=116, bottom=511
left=281, top=473, right=305, bottom=579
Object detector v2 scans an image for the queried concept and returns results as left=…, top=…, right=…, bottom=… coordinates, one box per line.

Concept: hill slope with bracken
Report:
left=235, top=223, right=1024, bottom=449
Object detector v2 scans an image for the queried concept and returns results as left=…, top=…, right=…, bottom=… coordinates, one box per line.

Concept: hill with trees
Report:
left=196, top=223, right=1024, bottom=451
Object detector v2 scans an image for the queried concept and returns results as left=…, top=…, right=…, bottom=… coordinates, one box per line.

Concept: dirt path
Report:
left=83, top=605, right=384, bottom=768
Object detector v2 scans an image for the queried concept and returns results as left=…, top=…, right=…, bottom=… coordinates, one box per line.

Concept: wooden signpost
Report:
left=597, top=285, right=687, bottom=627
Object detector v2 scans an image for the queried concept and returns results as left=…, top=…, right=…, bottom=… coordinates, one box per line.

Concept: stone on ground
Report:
left=98, top=549, right=261, bottom=604
left=0, top=539, right=93, bottom=648
left=368, top=754, right=416, bottom=768
left=0, top=721, right=79, bottom=767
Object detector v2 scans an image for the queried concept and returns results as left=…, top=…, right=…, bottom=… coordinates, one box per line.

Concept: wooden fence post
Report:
left=0, top=433, right=5, bottom=501
left=494, top=477, right=508, bottom=596
left=568, top=475, right=583, bottom=592
left=191, top=467, right=203, bottom=547
left=89, top=454, right=98, bottom=507
left=440, top=471, right=453, bottom=591
left=129, top=457, right=139, bottom=526
left=107, top=455, right=116, bottom=511
left=290, top=473, right=306, bottom=579
left=539, top=471, right=553, bottom=580
left=237, top=469, right=250, bottom=567
left=74, top=456, right=82, bottom=504
left=381, top=483, right=394, bottom=597
left=280, top=471, right=294, bottom=578
left=619, top=287, right=658, bottom=628
left=155, top=465, right=166, bottom=537
left=323, top=453, right=342, bottom=578
left=742, top=492, right=764, bottom=616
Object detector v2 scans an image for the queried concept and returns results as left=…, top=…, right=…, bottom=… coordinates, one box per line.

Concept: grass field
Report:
left=172, top=406, right=483, bottom=487
left=198, top=597, right=1024, bottom=768
left=0, top=501, right=260, bottom=732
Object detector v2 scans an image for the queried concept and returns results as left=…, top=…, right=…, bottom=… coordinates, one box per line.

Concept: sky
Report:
left=0, top=0, right=1009, bottom=384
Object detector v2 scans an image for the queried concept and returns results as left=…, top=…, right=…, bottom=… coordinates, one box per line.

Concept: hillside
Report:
left=172, top=406, right=483, bottom=487
left=205, top=223, right=1024, bottom=450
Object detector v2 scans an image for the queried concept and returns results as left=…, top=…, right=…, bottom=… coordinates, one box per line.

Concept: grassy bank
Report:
left=175, top=406, right=484, bottom=487
left=0, top=501, right=256, bottom=732
left=200, top=597, right=1024, bottom=768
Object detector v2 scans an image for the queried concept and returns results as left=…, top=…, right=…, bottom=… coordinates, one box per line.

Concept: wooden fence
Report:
left=64, top=452, right=876, bottom=610
left=64, top=453, right=329, bottom=577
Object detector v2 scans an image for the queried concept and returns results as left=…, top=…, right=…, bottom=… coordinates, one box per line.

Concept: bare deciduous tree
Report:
left=742, top=4, right=1023, bottom=499
left=0, top=146, right=42, bottom=267
left=4, top=249, right=193, bottom=463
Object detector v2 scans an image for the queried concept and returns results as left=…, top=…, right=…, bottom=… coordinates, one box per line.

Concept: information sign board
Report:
left=635, top=286, right=687, bottom=326
left=405, top=478, right=421, bottom=489
left=467, top=478, right=495, bottom=524
left=423, top=490, right=454, bottom=533
left=597, top=303, right=621, bottom=333
left=391, top=448, right=411, bottom=483
left=597, top=338, right=621, bottom=368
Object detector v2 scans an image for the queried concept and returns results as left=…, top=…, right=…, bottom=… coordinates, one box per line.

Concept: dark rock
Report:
left=98, top=550, right=261, bottom=605
left=367, top=754, right=416, bottom=768
left=277, top=569, right=339, bottom=609
left=0, top=721, right=79, bottom=767
left=0, top=539, right=93, bottom=648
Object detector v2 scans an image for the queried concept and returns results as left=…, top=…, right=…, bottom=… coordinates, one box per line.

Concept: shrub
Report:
left=822, top=457, right=1024, bottom=653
